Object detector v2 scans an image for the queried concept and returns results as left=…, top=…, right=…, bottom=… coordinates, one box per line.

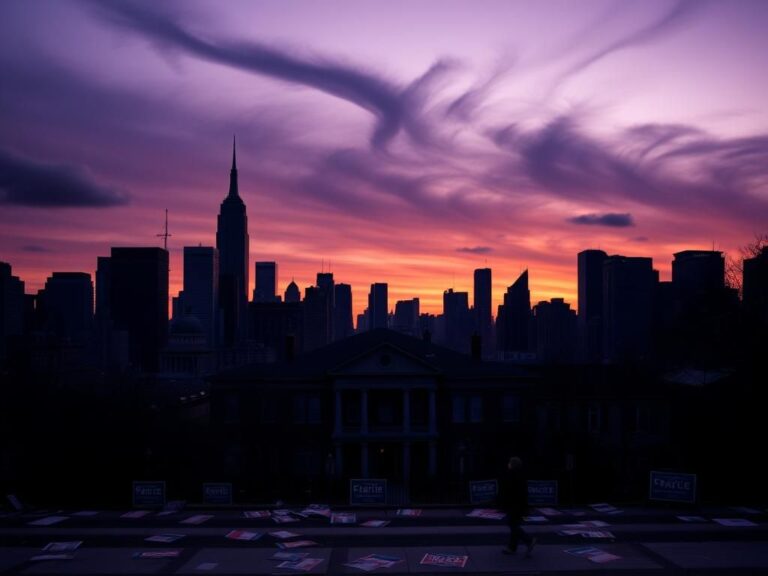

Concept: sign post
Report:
left=649, top=471, right=697, bottom=503
left=132, top=481, right=166, bottom=508
left=203, top=483, right=233, bottom=505
left=469, top=479, right=498, bottom=504
left=527, top=480, right=558, bottom=505
left=349, top=479, right=387, bottom=505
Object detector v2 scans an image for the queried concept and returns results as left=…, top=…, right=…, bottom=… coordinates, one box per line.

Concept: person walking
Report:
left=498, top=456, right=536, bottom=556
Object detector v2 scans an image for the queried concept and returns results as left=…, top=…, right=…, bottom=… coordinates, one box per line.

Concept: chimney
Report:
left=471, top=332, right=481, bottom=360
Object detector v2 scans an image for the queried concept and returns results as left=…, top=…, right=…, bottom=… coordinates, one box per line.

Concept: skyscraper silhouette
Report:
left=284, top=280, right=301, bottom=303
left=108, top=247, right=169, bottom=373
left=368, top=283, right=388, bottom=329
left=496, top=270, right=531, bottom=356
left=577, top=249, right=607, bottom=363
left=0, top=262, right=25, bottom=367
left=333, top=283, right=354, bottom=341
left=39, top=272, right=93, bottom=343
left=473, top=268, right=492, bottom=355
left=602, top=256, right=656, bottom=364
left=254, top=262, right=277, bottom=303
left=216, top=138, right=249, bottom=347
left=183, top=246, right=219, bottom=348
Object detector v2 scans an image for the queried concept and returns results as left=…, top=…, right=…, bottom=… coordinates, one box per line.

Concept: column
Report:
left=335, top=443, right=343, bottom=479
left=361, top=443, right=369, bottom=478
left=429, top=390, right=436, bottom=435
left=403, top=389, right=411, bottom=434
left=361, top=389, right=369, bottom=434
left=403, top=441, right=411, bottom=482
left=334, top=390, right=342, bottom=435
left=428, top=441, right=437, bottom=476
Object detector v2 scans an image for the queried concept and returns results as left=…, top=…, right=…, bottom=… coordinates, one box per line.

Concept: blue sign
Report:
left=203, top=483, right=233, bottom=505
left=349, top=479, right=387, bottom=505
left=469, top=479, right=498, bottom=504
left=649, top=471, right=697, bottom=503
left=132, top=481, right=166, bottom=508
left=527, top=480, right=558, bottom=505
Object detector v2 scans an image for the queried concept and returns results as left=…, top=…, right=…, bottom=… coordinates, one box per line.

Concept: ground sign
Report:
left=649, top=471, right=697, bottom=503
left=350, top=479, right=387, bottom=505
left=203, top=483, right=233, bottom=505
left=132, top=481, right=166, bottom=508
left=527, top=480, right=558, bottom=505
left=469, top=479, right=498, bottom=504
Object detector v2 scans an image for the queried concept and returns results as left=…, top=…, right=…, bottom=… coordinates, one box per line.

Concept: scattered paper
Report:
left=244, top=510, right=271, bottom=518
left=331, top=512, right=357, bottom=524
left=270, top=530, right=301, bottom=539
left=589, top=503, right=622, bottom=514
left=537, top=507, right=562, bottom=516
left=122, top=510, right=150, bottom=519
left=181, top=514, right=213, bottom=525
left=345, top=554, right=403, bottom=571
left=420, top=553, right=468, bottom=568
left=28, top=516, right=68, bottom=526
left=42, top=541, right=81, bottom=552
left=72, top=511, right=99, bottom=517
left=677, top=516, right=708, bottom=522
left=273, top=514, right=299, bottom=524
left=195, top=563, right=218, bottom=571
left=396, top=508, right=422, bottom=517
left=302, top=504, right=332, bottom=518
left=145, top=534, right=185, bottom=543
left=226, top=529, right=263, bottom=541
left=272, top=552, right=309, bottom=561
left=713, top=518, right=757, bottom=527
left=277, top=540, right=318, bottom=549
left=565, top=546, right=621, bottom=564
left=276, top=557, right=324, bottom=571
left=467, top=508, right=505, bottom=520
left=731, top=506, right=760, bottom=515
left=581, top=520, right=609, bottom=527
left=360, top=520, right=390, bottom=527
left=133, top=550, right=183, bottom=559
left=524, top=516, right=548, bottom=522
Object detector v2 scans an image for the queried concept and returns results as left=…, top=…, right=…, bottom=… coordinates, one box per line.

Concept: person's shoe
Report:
left=502, top=547, right=516, bottom=555
left=524, top=537, right=537, bottom=558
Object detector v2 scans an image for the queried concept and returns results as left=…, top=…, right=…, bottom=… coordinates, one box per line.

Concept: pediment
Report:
left=330, top=343, right=439, bottom=376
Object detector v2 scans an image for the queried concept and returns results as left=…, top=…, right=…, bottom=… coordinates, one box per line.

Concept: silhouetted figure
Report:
left=499, top=456, right=536, bottom=557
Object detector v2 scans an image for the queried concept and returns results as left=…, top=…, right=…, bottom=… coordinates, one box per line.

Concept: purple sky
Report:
left=1, top=0, right=767, bottom=315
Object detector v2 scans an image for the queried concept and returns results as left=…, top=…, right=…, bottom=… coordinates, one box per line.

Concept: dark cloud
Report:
left=87, top=2, right=447, bottom=149
left=0, top=148, right=128, bottom=207
left=568, top=213, right=634, bottom=227
left=632, top=236, right=649, bottom=243
left=22, top=245, right=52, bottom=252
left=456, top=246, right=493, bottom=254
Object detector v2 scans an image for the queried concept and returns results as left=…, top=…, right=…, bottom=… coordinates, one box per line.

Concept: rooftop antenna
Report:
left=157, top=208, right=172, bottom=251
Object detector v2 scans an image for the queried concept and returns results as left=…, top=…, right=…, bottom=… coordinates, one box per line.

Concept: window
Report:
left=452, top=394, right=483, bottom=423
left=502, top=394, right=521, bottom=423
left=587, top=403, right=601, bottom=433
left=293, top=394, right=322, bottom=424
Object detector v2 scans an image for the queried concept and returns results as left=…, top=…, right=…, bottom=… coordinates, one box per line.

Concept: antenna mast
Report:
left=157, top=208, right=172, bottom=251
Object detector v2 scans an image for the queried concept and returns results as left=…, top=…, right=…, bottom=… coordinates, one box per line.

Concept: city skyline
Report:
left=2, top=1, right=768, bottom=316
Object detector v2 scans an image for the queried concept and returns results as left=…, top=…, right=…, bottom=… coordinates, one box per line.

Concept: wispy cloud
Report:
left=456, top=246, right=493, bottom=254
left=0, top=148, right=128, bottom=208
left=568, top=213, right=634, bottom=227
left=21, top=245, right=52, bottom=253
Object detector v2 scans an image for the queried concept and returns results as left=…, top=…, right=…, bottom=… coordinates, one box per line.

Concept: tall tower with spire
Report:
left=216, top=137, right=249, bottom=346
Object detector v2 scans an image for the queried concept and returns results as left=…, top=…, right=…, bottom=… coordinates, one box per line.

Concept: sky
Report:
left=1, top=0, right=767, bottom=317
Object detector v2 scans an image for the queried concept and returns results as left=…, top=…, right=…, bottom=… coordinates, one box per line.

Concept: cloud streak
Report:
left=0, top=148, right=128, bottom=208
left=456, top=246, right=493, bottom=254
left=568, top=213, right=634, bottom=227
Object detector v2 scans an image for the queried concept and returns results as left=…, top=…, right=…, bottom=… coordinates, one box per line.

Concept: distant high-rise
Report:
left=474, top=268, right=492, bottom=354
left=443, top=288, right=472, bottom=352
left=496, top=270, right=531, bottom=355
left=0, top=262, right=25, bottom=367
left=533, top=298, right=577, bottom=364
left=333, top=283, right=354, bottom=341
left=368, top=283, right=388, bottom=329
left=742, top=246, right=768, bottom=349
left=39, top=272, right=93, bottom=342
left=577, top=249, right=607, bottom=363
left=216, top=138, right=249, bottom=346
left=183, top=246, right=219, bottom=347
left=108, top=247, right=169, bottom=372
left=254, top=261, right=277, bottom=303
left=284, top=280, right=301, bottom=303
left=602, top=256, right=657, bottom=364
left=393, top=298, right=419, bottom=336
left=672, top=250, right=724, bottom=302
